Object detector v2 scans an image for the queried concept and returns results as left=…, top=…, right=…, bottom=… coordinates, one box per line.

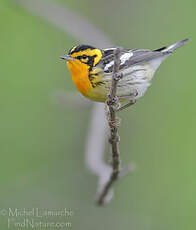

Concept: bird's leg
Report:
left=116, top=99, right=136, bottom=112
left=116, top=90, right=138, bottom=111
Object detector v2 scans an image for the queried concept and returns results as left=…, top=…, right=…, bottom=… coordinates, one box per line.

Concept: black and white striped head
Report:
left=61, top=45, right=103, bottom=69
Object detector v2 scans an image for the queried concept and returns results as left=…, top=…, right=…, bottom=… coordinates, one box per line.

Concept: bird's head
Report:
left=60, top=45, right=102, bottom=70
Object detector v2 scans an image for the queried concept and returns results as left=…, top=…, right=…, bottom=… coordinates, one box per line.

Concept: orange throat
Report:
left=67, top=60, right=92, bottom=96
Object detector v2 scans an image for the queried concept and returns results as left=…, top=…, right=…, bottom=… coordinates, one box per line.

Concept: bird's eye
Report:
left=82, top=55, right=88, bottom=59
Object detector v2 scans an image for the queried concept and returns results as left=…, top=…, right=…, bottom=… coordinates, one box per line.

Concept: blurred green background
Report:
left=0, top=0, right=195, bottom=229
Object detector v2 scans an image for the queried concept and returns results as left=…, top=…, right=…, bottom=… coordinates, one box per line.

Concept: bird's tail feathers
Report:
left=154, top=38, right=189, bottom=53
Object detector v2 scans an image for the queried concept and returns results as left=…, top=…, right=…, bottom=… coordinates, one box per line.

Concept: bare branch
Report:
left=97, top=48, right=123, bottom=205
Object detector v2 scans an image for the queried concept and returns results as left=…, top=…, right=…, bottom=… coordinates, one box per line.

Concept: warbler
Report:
left=60, top=39, right=188, bottom=109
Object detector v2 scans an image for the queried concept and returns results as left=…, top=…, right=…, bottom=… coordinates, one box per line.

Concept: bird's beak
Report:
left=59, top=55, right=75, bottom=61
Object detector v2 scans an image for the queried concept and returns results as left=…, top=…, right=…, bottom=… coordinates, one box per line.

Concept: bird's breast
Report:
left=67, top=60, right=93, bottom=96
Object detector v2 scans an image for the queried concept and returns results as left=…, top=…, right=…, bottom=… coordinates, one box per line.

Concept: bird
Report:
left=60, top=39, right=188, bottom=110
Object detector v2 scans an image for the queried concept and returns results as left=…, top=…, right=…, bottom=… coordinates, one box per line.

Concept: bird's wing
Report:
left=100, top=39, right=188, bottom=73
left=100, top=49, right=166, bottom=73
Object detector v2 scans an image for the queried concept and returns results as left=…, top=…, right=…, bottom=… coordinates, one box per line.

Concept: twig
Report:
left=97, top=48, right=123, bottom=205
